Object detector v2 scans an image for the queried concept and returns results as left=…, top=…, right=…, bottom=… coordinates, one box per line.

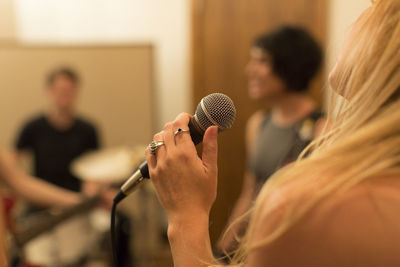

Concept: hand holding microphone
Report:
left=146, top=113, right=220, bottom=218
left=114, top=93, right=236, bottom=203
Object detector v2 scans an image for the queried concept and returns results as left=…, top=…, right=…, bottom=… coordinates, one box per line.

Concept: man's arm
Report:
left=0, top=202, right=8, bottom=267
left=0, top=147, right=81, bottom=207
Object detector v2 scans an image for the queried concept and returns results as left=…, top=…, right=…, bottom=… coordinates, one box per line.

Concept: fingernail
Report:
left=212, top=126, right=219, bottom=136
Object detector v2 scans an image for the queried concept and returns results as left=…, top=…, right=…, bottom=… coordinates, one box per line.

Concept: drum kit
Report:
left=71, top=145, right=146, bottom=184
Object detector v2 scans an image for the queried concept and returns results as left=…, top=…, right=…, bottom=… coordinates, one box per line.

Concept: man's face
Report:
left=47, top=75, right=78, bottom=112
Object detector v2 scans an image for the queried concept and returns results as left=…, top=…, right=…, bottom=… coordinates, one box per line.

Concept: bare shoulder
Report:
left=246, top=110, right=266, bottom=128
left=247, top=177, right=400, bottom=267
left=245, top=110, right=267, bottom=149
left=314, top=117, right=328, bottom=137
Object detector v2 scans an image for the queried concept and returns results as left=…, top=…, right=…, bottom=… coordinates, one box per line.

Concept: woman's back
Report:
left=248, top=176, right=400, bottom=266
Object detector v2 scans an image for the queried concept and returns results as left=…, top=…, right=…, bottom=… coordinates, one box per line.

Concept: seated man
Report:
left=14, top=67, right=102, bottom=266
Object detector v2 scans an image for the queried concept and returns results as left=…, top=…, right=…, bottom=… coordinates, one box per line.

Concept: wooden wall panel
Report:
left=192, top=0, right=327, bottom=243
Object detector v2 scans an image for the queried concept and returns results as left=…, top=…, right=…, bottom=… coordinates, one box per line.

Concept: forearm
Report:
left=218, top=195, right=252, bottom=251
left=218, top=171, right=255, bottom=251
left=0, top=149, right=81, bottom=207
left=167, top=211, right=215, bottom=267
left=9, top=173, right=81, bottom=207
left=0, top=204, right=8, bottom=267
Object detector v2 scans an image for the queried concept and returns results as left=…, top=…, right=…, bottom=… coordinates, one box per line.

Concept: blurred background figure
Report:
left=13, top=67, right=110, bottom=266
left=15, top=67, right=98, bottom=194
left=216, top=25, right=324, bottom=257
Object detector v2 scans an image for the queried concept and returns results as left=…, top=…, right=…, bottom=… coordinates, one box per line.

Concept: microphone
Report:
left=114, top=93, right=236, bottom=203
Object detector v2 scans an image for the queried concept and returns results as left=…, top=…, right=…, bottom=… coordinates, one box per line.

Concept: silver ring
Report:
left=174, top=128, right=190, bottom=136
left=148, top=141, right=164, bottom=154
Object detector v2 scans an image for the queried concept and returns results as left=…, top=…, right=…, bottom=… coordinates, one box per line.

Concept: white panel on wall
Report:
left=327, top=0, right=371, bottom=71
left=0, top=0, right=16, bottom=41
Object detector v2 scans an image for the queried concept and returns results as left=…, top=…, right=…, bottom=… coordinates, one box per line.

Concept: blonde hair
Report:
left=222, top=0, right=400, bottom=265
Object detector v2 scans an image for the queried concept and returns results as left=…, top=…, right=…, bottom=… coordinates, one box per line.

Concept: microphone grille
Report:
left=195, top=93, right=236, bottom=131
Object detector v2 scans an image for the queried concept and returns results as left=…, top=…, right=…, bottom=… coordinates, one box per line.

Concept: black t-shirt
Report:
left=15, top=114, right=99, bottom=192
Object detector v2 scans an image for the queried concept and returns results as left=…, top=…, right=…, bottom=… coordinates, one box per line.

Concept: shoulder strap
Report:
left=280, top=110, right=324, bottom=165
left=308, top=110, right=324, bottom=122
left=296, top=109, right=324, bottom=141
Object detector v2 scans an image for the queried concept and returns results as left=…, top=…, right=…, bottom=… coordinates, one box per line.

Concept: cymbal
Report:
left=71, top=146, right=145, bottom=182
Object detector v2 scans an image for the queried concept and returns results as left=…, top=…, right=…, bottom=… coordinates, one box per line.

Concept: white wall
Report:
left=14, top=0, right=192, bottom=129
left=326, top=0, right=371, bottom=72
left=0, top=0, right=15, bottom=41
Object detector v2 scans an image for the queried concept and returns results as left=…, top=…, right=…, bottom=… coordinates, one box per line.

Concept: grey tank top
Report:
left=249, top=111, right=320, bottom=190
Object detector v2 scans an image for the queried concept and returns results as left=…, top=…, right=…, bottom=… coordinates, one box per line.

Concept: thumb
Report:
left=202, top=126, right=218, bottom=173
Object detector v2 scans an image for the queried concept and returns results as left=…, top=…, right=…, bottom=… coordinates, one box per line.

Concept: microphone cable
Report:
left=111, top=192, right=125, bottom=267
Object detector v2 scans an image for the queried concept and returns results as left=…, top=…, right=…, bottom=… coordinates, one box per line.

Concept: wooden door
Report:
left=192, top=0, right=327, bottom=243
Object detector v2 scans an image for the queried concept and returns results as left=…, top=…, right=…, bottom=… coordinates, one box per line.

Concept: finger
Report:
left=173, top=113, right=193, bottom=147
left=163, top=122, right=175, bottom=150
left=153, top=132, right=166, bottom=159
left=145, top=147, right=157, bottom=169
left=202, top=126, right=218, bottom=174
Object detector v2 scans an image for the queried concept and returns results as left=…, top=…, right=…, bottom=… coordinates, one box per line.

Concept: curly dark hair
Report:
left=254, top=25, right=323, bottom=92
